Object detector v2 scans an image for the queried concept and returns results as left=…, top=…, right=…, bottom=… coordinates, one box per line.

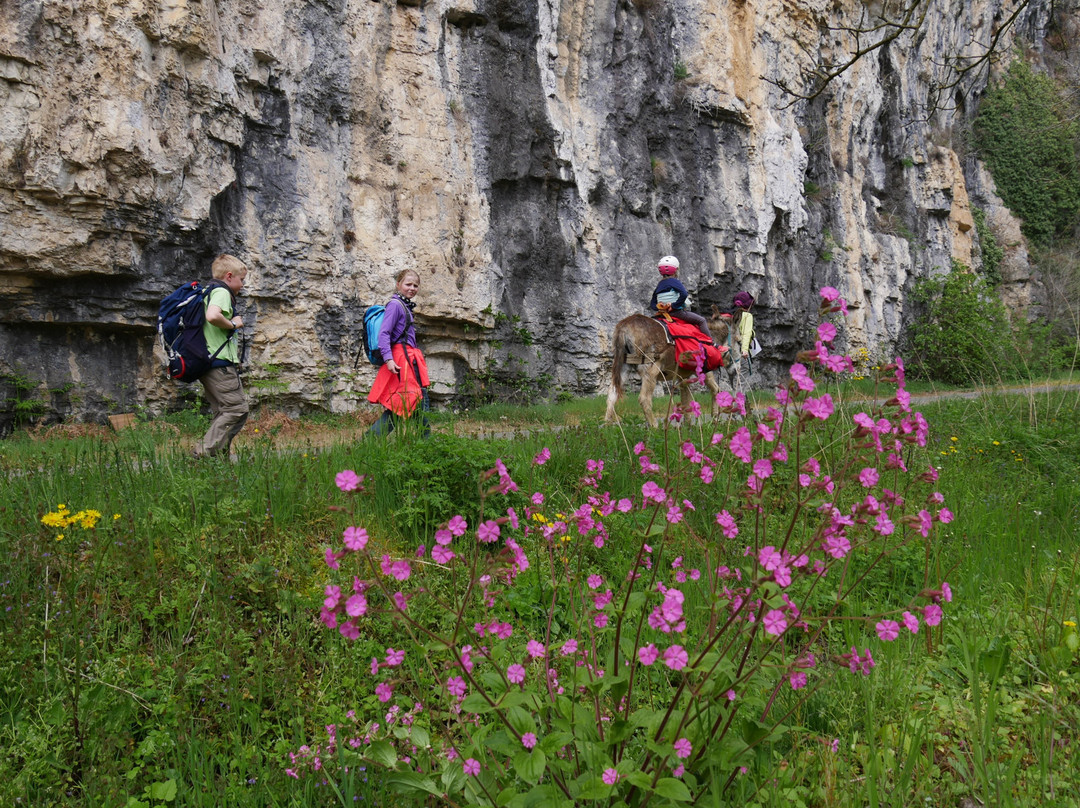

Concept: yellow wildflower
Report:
left=1064, top=620, right=1077, bottom=628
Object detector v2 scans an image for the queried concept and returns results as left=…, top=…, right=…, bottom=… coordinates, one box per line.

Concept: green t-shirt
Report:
left=202, top=286, right=239, bottom=365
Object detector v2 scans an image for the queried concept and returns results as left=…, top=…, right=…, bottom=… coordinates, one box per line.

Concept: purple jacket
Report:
left=378, top=296, right=416, bottom=360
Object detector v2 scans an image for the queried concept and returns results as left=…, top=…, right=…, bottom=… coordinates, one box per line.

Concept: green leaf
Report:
left=654, top=777, right=692, bottom=801
left=440, top=763, right=466, bottom=794
left=513, top=748, right=547, bottom=785
left=506, top=705, right=536, bottom=735
left=607, top=674, right=630, bottom=703
left=367, top=740, right=398, bottom=769
left=623, top=770, right=652, bottom=789
left=979, top=639, right=1011, bottom=681
left=497, top=786, right=520, bottom=806
left=539, top=731, right=574, bottom=755
left=574, top=775, right=611, bottom=800
left=741, top=719, right=771, bottom=747
left=384, top=771, right=442, bottom=797
left=606, top=719, right=635, bottom=744
left=410, top=725, right=431, bottom=748
left=1065, top=632, right=1080, bottom=654
left=149, top=779, right=177, bottom=802
left=462, top=693, right=496, bottom=714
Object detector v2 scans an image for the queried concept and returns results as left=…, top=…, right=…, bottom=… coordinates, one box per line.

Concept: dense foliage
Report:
left=974, top=59, right=1080, bottom=246
left=907, top=261, right=1014, bottom=385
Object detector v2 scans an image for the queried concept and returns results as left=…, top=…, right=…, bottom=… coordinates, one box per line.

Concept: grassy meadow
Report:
left=1, top=381, right=1078, bottom=807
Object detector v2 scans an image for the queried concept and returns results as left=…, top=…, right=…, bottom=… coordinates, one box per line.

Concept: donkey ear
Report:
left=711, top=303, right=721, bottom=318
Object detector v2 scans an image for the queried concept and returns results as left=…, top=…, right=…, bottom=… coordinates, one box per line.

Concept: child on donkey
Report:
left=648, top=255, right=714, bottom=343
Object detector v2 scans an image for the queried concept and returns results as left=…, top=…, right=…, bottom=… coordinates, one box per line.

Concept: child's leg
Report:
left=671, top=310, right=713, bottom=341
left=367, top=409, right=396, bottom=437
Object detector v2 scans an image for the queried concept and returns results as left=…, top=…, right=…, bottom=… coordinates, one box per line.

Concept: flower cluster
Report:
left=297, top=287, right=956, bottom=805
left=40, top=504, right=103, bottom=540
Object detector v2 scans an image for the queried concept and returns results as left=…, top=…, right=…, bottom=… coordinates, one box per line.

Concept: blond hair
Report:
left=395, top=268, right=420, bottom=284
left=211, top=254, right=247, bottom=280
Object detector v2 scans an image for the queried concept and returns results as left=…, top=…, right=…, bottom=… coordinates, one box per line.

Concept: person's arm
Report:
left=206, top=288, right=242, bottom=332
left=671, top=280, right=689, bottom=310
left=379, top=300, right=405, bottom=374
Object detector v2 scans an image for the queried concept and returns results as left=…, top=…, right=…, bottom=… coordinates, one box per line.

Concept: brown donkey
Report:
left=604, top=308, right=730, bottom=428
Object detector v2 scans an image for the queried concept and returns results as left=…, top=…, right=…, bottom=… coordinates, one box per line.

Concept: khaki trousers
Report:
left=197, top=365, right=249, bottom=456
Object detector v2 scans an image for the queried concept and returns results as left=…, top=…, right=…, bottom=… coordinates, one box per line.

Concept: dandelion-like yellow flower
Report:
left=992, top=440, right=1000, bottom=446
left=41, top=511, right=68, bottom=528
left=950, top=436, right=958, bottom=442
left=55, top=533, right=64, bottom=541
left=113, top=514, right=121, bottom=520
left=1064, top=620, right=1077, bottom=628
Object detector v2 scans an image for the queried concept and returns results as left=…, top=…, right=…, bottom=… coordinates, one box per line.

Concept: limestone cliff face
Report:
left=0, top=0, right=1053, bottom=425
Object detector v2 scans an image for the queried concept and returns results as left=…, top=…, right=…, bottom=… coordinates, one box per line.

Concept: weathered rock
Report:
left=0, top=0, right=1057, bottom=429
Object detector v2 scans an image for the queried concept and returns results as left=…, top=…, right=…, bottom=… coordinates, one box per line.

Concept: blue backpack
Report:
left=158, top=281, right=233, bottom=383
left=360, top=299, right=412, bottom=366
left=361, top=304, right=388, bottom=366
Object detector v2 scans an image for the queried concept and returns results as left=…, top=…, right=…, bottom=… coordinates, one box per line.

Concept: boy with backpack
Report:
left=192, top=254, right=250, bottom=460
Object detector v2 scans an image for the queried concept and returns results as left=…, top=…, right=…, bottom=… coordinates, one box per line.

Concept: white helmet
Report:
left=658, top=255, right=680, bottom=270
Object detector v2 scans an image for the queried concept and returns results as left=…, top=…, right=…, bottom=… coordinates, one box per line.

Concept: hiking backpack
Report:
left=360, top=304, right=388, bottom=366
left=360, top=298, right=413, bottom=366
left=157, top=281, right=233, bottom=383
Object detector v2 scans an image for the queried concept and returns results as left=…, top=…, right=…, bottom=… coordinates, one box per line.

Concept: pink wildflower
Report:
left=385, top=648, right=405, bottom=666
left=804, top=394, right=835, bottom=420
left=715, top=510, right=739, bottom=539
left=345, top=594, right=367, bottom=617
left=343, top=526, right=368, bottom=551
left=477, top=520, right=500, bottom=543
left=521, top=732, right=537, bottom=749
left=533, top=447, right=551, bottom=465
left=923, top=603, right=943, bottom=626
left=375, top=682, right=393, bottom=703
left=875, top=620, right=900, bottom=641
left=448, top=515, right=468, bottom=536
left=335, top=470, right=361, bottom=492
left=902, top=611, right=919, bottom=633
left=602, top=768, right=619, bottom=785
left=729, top=427, right=753, bottom=463
left=663, top=645, right=689, bottom=670
left=858, top=467, right=879, bottom=488
left=674, top=738, right=692, bottom=759
left=463, top=758, right=480, bottom=776
left=762, top=609, right=788, bottom=636
left=790, top=363, right=815, bottom=392
left=507, top=664, right=526, bottom=684
left=638, top=644, right=659, bottom=665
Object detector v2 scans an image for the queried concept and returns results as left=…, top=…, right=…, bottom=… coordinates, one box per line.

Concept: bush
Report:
left=907, top=261, right=1016, bottom=385
left=974, top=59, right=1080, bottom=246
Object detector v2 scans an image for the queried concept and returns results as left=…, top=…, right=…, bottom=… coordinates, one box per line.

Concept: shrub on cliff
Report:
left=974, top=59, right=1080, bottom=246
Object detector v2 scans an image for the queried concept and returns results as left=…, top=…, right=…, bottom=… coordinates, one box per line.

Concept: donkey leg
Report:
left=639, top=367, right=659, bottom=428
left=604, top=383, right=621, bottom=424
left=704, top=370, right=721, bottom=421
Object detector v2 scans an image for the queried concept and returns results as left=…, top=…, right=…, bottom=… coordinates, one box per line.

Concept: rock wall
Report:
left=0, top=0, right=1055, bottom=427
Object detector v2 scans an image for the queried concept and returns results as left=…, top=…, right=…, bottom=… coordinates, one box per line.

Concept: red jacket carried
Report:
left=368, top=344, right=429, bottom=416
left=658, top=316, right=728, bottom=371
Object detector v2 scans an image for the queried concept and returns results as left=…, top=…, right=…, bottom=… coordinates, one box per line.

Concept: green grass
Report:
left=2, top=385, right=1078, bottom=806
